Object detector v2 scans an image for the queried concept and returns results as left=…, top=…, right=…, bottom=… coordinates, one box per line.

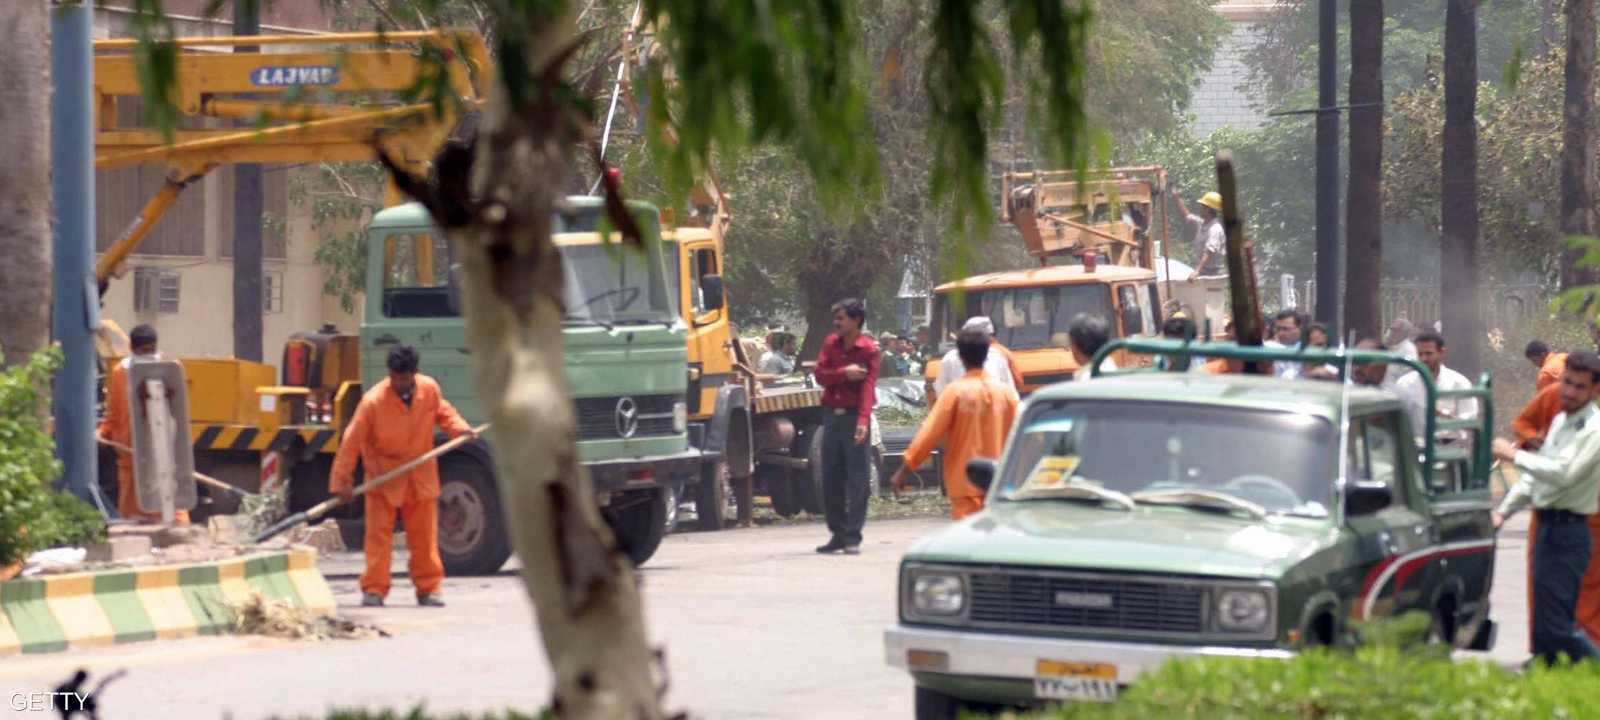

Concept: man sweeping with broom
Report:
left=331, top=345, right=475, bottom=608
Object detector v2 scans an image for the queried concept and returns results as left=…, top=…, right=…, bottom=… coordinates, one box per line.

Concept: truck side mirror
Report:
left=1121, top=304, right=1143, bottom=336
left=700, top=274, right=725, bottom=311
left=446, top=264, right=464, bottom=316
left=966, top=458, right=999, bottom=492
left=1344, top=480, right=1393, bottom=517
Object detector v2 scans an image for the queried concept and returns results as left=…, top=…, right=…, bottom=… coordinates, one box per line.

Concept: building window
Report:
left=263, top=270, right=284, bottom=314
left=133, top=266, right=181, bottom=314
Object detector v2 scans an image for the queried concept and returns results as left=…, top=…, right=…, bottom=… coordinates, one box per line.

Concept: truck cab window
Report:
left=382, top=232, right=454, bottom=318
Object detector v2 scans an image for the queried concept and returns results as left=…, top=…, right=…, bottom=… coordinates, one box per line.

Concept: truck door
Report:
left=680, top=236, right=734, bottom=421
left=1113, top=283, right=1155, bottom=368
left=1347, top=411, right=1439, bottom=620
left=361, top=228, right=479, bottom=422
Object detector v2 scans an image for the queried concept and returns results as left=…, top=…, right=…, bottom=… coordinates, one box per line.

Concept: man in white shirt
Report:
left=1393, top=331, right=1477, bottom=440
left=933, top=316, right=1014, bottom=396
left=1067, top=313, right=1118, bottom=381
left=1264, top=309, right=1305, bottom=379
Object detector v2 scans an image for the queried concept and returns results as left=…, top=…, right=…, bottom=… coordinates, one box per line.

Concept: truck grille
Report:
left=967, top=571, right=1205, bottom=635
left=573, top=394, right=680, bottom=440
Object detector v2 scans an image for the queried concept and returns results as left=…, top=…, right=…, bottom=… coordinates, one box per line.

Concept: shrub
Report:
left=0, top=346, right=106, bottom=568
left=1027, top=613, right=1600, bottom=719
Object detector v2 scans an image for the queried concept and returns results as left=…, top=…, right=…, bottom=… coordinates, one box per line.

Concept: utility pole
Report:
left=52, top=2, right=106, bottom=512
left=1315, top=0, right=1340, bottom=330
left=232, top=0, right=264, bottom=361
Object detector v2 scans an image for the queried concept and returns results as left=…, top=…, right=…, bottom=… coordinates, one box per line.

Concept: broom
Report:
left=253, top=424, right=490, bottom=543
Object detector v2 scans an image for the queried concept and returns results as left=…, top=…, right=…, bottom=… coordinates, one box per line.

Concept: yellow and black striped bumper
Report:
left=189, top=425, right=339, bottom=454
left=752, top=388, right=823, bottom=415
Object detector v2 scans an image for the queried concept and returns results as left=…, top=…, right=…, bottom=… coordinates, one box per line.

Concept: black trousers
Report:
left=821, top=411, right=871, bottom=546
left=1532, top=511, right=1600, bottom=664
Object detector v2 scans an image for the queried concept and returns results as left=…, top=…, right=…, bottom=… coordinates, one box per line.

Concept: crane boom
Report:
left=92, top=30, right=492, bottom=290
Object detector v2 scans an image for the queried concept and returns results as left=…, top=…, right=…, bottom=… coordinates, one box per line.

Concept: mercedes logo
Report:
left=615, top=396, right=639, bottom=438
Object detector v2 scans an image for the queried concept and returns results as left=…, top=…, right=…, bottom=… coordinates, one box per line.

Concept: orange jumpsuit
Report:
left=901, top=369, right=1018, bottom=520
left=97, top=358, right=190, bottom=524
left=330, top=375, right=471, bottom=599
left=1537, top=353, right=1569, bottom=392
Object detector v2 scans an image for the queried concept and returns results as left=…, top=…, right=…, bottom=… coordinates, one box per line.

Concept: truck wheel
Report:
left=805, top=424, right=882, bottom=513
left=694, top=460, right=730, bottom=531
left=606, top=489, right=667, bottom=566
left=437, top=456, right=512, bottom=576
left=767, top=467, right=803, bottom=518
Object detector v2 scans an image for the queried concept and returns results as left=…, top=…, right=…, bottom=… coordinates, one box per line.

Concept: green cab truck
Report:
left=193, top=197, right=704, bottom=573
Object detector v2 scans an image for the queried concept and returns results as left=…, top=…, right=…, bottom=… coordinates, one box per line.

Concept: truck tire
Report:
left=437, top=455, right=513, bottom=576
left=606, top=489, right=667, bottom=566
left=766, top=466, right=803, bottom=518
left=804, top=423, right=882, bottom=514
left=694, top=460, right=730, bottom=531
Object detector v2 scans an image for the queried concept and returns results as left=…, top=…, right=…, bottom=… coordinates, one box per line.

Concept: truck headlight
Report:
left=1215, top=589, right=1271, bottom=633
left=672, top=401, right=687, bottom=433
left=911, top=573, right=965, bottom=616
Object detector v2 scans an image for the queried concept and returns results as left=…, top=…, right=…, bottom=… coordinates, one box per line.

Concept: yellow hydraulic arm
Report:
left=92, top=30, right=492, bottom=290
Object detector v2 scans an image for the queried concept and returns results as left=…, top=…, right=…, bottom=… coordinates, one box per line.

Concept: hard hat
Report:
left=1198, top=192, right=1223, bottom=212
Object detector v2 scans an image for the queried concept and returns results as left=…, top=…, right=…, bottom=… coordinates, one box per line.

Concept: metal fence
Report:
left=1300, top=278, right=1548, bottom=330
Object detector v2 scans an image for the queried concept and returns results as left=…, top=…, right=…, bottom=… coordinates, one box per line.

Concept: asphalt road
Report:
left=0, top=513, right=1536, bottom=720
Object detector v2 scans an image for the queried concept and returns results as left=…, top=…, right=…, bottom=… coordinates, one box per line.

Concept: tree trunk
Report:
left=0, top=2, right=52, bottom=366
left=380, top=18, right=665, bottom=720
left=1561, top=0, right=1598, bottom=290
left=1344, top=0, right=1385, bottom=340
left=1539, top=0, right=1562, bottom=58
left=1441, top=0, right=1480, bottom=376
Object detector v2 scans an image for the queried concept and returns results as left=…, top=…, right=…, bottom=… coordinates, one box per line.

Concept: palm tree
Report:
left=1441, top=0, right=1480, bottom=374
left=0, top=2, right=52, bottom=365
left=1562, top=0, right=1598, bottom=290
left=1345, top=0, right=1385, bottom=339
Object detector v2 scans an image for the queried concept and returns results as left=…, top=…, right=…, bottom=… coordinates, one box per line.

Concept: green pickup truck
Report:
left=886, top=340, right=1497, bottom=718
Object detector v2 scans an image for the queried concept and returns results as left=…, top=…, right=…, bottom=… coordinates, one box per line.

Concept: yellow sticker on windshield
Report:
left=1023, top=456, right=1081, bottom=490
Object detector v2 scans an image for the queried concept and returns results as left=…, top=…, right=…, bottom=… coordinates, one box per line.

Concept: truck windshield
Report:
left=940, top=285, right=1114, bottom=351
left=998, top=400, right=1335, bottom=517
left=559, top=242, right=675, bottom=326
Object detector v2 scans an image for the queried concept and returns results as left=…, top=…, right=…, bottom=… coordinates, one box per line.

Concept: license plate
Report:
left=1033, top=660, right=1118, bottom=703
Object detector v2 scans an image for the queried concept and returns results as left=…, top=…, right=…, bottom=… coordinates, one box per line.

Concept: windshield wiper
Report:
left=563, top=316, right=616, bottom=332
left=1130, top=489, right=1267, bottom=520
left=1008, top=482, right=1136, bottom=511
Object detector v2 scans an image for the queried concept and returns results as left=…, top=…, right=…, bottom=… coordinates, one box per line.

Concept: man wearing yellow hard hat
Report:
left=1169, top=187, right=1228, bottom=283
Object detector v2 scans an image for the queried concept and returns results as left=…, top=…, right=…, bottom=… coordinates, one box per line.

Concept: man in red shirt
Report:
left=812, top=298, right=880, bottom=555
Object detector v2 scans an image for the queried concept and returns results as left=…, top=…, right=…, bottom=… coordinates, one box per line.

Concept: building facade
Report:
left=1190, top=1, right=1278, bottom=137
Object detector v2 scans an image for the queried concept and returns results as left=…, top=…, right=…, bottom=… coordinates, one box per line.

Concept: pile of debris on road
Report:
left=15, top=515, right=344, bottom=577
left=232, top=593, right=388, bottom=641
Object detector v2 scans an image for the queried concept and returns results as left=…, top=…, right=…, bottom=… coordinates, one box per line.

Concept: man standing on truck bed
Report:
left=813, top=298, right=879, bottom=555
left=331, top=345, right=475, bottom=607
left=98, top=324, right=189, bottom=525
left=1169, top=187, right=1227, bottom=284
left=1491, top=352, right=1600, bottom=665
left=892, top=329, right=1018, bottom=520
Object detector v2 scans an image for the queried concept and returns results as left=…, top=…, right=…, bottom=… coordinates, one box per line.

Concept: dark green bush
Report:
left=1029, top=613, right=1600, bottom=718
left=0, top=346, right=106, bottom=568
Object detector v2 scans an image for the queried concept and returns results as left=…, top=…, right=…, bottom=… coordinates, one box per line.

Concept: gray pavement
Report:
left=0, top=513, right=1537, bottom=719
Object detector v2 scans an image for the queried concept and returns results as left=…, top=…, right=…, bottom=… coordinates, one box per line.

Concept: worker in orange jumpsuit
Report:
left=330, top=345, right=473, bottom=608
left=97, top=324, right=189, bottom=525
left=891, top=328, right=1018, bottom=520
left=1526, top=340, right=1569, bottom=392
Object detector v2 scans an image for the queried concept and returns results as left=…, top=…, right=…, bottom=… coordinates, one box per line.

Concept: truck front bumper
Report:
left=586, top=448, right=711, bottom=494
left=885, top=624, right=1292, bottom=702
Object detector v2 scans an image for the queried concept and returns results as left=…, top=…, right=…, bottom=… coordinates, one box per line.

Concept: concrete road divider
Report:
left=0, top=546, right=334, bottom=655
